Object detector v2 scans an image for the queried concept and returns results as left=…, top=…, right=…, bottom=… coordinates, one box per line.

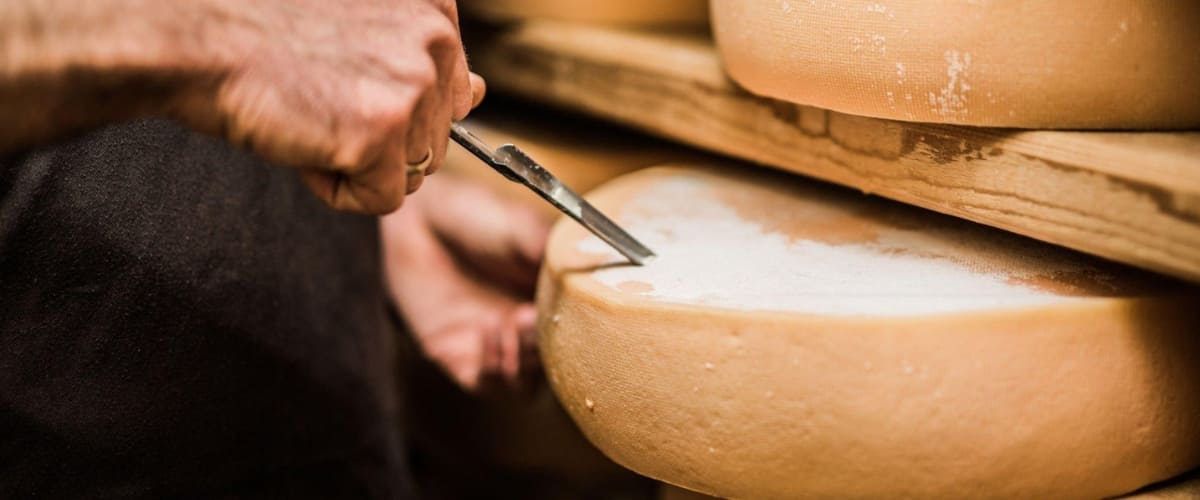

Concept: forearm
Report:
left=0, top=0, right=224, bottom=153
left=2, top=0, right=476, bottom=214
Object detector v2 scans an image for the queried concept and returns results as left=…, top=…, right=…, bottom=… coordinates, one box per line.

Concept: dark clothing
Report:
left=0, top=120, right=411, bottom=498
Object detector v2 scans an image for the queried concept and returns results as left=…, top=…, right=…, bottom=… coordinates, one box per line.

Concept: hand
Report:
left=381, top=173, right=551, bottom=394
left=172, top=0, right=482, bottom=214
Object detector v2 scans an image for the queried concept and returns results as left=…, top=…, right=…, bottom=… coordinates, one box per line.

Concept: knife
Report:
left=449, top=122, right=655, bottom=266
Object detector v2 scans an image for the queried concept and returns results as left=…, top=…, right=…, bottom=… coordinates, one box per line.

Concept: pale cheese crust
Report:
left=712, top=0, right=1200, bottom=129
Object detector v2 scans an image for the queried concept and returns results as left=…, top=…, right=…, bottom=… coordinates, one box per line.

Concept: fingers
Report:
left=406, top=80, right=453, bottom=179
left=448, top=49, right=475, bottom=121
left=417, top=304, right=538, bottom=394
left=210, top=60, right=428, bottom=215
left=432, top=0, right=472, bottom=121
left=421, top=176, right=551, bottom=293
left=380, top=179, right=545, bottom=394
left=402, top=90, right=435, bottom=197
left=511, top=304, right=542, bottom=390
left=497, top=307, right=522, bottom=387
left=478, top=304, right=541, bottom=394
left=415, top=23, right=470, bottom=177
left=319, top=41, right=447, bottom=212
left=326, top=33, right=452, bottom=211
left=469, top=72, right=487, bottom=110
left=308, top=152, right=412, bottom=215
left=327, top=77, right=428, bottom=214
left=198, top=3, right=476, bottom=215
left=348, top=142, right=416, bottom=213
left=404, top=86, right=438, bottom=167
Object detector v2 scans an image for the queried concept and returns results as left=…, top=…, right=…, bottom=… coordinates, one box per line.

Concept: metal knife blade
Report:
left=449, top=122, right=655, bottom=265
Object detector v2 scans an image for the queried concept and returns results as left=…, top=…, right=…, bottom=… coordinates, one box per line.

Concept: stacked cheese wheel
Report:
left=537, top=165, right=1200, bottom=499
left=460, top=0, right=708, bottom=26
left=712, top=0, right=1200, bottom=129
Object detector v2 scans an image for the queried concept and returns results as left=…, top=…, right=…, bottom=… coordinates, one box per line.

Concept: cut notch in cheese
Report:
left=712, top=0, right=1200, bottom=129
left=537, top=165, right=1200, bottom=499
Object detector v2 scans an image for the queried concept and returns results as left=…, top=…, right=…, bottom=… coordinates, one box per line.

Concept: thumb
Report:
left=469, top=72, right=487, bottom=110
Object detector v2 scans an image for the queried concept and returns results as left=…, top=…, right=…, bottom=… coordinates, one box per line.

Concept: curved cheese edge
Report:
left=537, top=166, right=1200, bottom=499
left=462, top=0, right=708, bottom=26
left=711, top=0, right=1200, bottom=129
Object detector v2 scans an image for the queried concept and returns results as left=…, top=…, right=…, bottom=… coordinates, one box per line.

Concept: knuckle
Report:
left=332, top=133, right=380, bottom=172
left=433, top=26, right=459, bottom=47
left=362, top=105, right=410, bottom=135
left=424, top=15, right=458, bottom=42
left=432, top=0, right=457, bottom=17
left=422, top=19, right=461, bottom=57
left=385, top=53, right=437, bottom=94
left=411, top=58, right=438, bottom=88
left=376, top=98, right=420, bottom=131
left=355, top=77, right=418, bottom=122
left=353, top=97, right=420, bottom=148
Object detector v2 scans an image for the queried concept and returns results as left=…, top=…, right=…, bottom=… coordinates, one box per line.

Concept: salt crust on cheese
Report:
left=712, top=0, right=1200, bottom=129
left=577, top=175, right=1080, bottom=316
left=537, top=166, right=1200, bottom=499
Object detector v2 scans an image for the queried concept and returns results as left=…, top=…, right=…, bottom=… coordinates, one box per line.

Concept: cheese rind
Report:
left=461, top=0, right=708, bottom=26
left=711, top=0, right=1200, bottom=129
left=537, top=166, right=1200, bottom=499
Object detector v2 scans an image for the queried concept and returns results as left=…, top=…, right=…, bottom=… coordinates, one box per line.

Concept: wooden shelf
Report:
left=468, top=21, right=1200, bottom=283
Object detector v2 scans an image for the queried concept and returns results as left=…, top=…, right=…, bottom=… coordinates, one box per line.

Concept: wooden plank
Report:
left=441, top=99, right=705, bottom=219
left=468, top=22, right=1200, bottom=283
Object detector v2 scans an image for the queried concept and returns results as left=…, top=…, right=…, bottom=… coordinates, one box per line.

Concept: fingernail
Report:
left=514, top=305, right=538, bottom=334
left=469, top=73, right=487, bottom=108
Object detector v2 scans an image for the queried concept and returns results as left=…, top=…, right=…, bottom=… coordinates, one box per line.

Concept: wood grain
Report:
left=468, top=22, right=1200, bottom=282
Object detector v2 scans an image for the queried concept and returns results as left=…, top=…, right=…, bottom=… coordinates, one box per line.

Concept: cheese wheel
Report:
left=537, top=165, right=1200, bottom=499
left=461, top=0, right=708, bottom=26
left=711, top=0, right=1200, bottom=129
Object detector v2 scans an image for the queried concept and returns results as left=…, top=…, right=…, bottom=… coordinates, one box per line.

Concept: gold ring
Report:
left=405, top=148, right=433, bottom=176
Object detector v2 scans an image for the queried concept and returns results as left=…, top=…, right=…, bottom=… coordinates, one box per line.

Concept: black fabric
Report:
left=0, top=120, right=412, bottom=499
